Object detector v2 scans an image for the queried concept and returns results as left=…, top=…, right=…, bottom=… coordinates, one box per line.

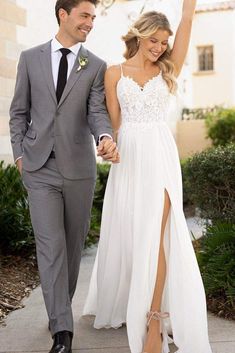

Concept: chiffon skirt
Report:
left=83, top=122, right=212, bottom=353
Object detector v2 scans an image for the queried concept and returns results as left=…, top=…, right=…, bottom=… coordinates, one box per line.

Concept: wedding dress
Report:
left=83, top=66, right=212, bottom=353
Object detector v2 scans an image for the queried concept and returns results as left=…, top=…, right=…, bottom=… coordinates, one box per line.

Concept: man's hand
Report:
left=97, top=137, right=120, bottom=163
left=16, top=158, right=23, bottom=175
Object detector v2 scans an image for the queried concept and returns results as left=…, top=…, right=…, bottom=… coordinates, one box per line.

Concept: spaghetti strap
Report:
left=120, top=64, right=123, bottom=77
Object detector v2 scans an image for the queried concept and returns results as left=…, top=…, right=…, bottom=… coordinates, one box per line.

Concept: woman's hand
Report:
left=97, top=137, right=120, bottom=163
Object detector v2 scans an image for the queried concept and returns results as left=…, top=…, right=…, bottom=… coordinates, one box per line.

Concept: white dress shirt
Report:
left=51, top=37, right=81, bottom=89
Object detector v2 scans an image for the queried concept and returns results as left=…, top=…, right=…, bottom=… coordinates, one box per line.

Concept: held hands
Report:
left=97, top=137, right=120, bottom=163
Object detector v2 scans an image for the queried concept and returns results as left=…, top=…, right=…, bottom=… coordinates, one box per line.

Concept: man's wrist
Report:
left=15, top=156, right=23, bottom=164
left=98, top=134, right=113, bottom=144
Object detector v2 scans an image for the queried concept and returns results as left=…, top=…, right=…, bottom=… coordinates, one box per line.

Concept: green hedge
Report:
left=205, top=108, right=235, bottom=146
left=197, top=222, right=235, bottom=318
left=182, top=143, right=235, bottom=224
left=0, top=161, right=34, bottom=253
left=182, top=144, right=235, bottom=318
left=182, top=106, right=220, bottom=121
left=86, top=163, right=110, bottom=247
left=0, top=161, right=111, bottom=253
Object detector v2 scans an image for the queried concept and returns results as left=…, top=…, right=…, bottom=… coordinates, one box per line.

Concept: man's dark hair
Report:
left=55, top=0, right=99, bottom=25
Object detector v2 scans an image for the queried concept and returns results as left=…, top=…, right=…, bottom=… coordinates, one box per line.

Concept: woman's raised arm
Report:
left=170, top=0, right=197, bottom=77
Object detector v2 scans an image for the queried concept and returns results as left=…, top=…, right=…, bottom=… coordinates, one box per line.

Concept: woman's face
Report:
left=139, top=29, right=170, bottom=62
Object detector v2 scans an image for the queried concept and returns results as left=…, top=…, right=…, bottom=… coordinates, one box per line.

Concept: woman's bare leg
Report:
left=143, top=190, right=171, bottom=353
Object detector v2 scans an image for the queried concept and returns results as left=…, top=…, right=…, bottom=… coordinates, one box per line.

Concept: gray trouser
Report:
left=22, top=158, right=96, bottom=336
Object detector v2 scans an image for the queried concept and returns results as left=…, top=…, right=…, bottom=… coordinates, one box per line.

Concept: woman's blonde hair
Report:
left=122, top=11, right=177, bottom=94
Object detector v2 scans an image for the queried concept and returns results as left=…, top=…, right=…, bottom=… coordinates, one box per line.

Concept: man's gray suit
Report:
left=9, top=41, right=112, bottom=335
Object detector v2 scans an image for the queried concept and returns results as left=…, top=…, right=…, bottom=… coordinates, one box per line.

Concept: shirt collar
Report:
left=51, top=37, right=81, bottom=56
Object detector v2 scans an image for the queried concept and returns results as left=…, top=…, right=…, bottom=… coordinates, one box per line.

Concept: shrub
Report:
left=86, top=163, right=110, bottom=247
left=0, top=162, right=34, bottom=253
left=0, top=161, right=111, bottom=252
left=205, top=108, right=235, bottom=146
left=181, top=159, right=193, bottom=208
left=197, top=222, right=235, bottom=319
left=92, top=163, right=111, bottom=218
left=182, top=106, right=220, bottom=121
left=182, top=144, right=235, bottom=224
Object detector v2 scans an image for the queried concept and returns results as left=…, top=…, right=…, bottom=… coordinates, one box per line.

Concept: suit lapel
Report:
left=39, top=41, right=57, bottom=104
left=58, top=45, right=88, bottom=108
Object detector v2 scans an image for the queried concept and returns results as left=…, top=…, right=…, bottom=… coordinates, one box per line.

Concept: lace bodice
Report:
left=117, top=71, right=171, bottom=127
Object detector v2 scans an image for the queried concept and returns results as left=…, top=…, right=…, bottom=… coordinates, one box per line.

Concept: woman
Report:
left=84, top=1, right=212, bottom=353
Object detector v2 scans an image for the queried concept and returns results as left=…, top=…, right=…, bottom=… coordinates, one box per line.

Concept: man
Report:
left=9, top=1, right=118, bottom=352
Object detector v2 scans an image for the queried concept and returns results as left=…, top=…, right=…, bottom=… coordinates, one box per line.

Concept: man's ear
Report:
left=58, top=8, right=68, bottom=24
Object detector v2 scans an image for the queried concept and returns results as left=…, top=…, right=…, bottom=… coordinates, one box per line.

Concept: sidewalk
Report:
left=0, top=246, right=234, bottom=353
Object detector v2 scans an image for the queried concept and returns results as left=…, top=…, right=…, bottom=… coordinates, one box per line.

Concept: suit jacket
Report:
left=9, top=41, right=113, bottom=180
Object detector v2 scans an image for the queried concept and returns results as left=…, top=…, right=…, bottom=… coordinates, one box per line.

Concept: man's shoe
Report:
left=49, top=330, right=73, bottom=353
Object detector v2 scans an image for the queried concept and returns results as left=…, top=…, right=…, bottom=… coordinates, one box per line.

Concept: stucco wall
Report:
left=176, top=120, right=212, bottom=159
left=189, top=9, right=235, bottom=108
left=0, top=0, right=26, bottom=164
left=0, top=1, right=228, bottom=164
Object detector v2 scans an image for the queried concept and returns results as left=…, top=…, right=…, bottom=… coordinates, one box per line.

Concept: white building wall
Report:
left=16, top=0, right=183, bottom=62
left=0, top=0, right=26, bottom=164
left=14, top=0, right=186, bottom=138
left=1, top=0, right=227, bottom=163
left=16, top=0, right=57, bottom=48
left=189, top=8, right=235, bottom=108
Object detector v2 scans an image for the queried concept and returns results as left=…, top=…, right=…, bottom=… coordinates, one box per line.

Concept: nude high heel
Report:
left=143, top=311, right=170, bottom=353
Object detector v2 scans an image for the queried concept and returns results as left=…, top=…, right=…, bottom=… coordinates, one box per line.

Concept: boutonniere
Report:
left=77, top=56, right=88, bottom=72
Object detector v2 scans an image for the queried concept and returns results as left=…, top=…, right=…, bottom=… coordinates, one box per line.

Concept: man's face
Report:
left=59, top=1, right=96, bottom=44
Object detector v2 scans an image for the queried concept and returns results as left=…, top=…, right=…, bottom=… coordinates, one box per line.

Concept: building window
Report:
left=197, top=46, right=214, bottom=71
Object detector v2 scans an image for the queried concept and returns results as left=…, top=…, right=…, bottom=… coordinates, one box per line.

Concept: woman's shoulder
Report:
left=105, top=64, right=124, bottom=82
left=106, top=64, right=122, bottom=74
